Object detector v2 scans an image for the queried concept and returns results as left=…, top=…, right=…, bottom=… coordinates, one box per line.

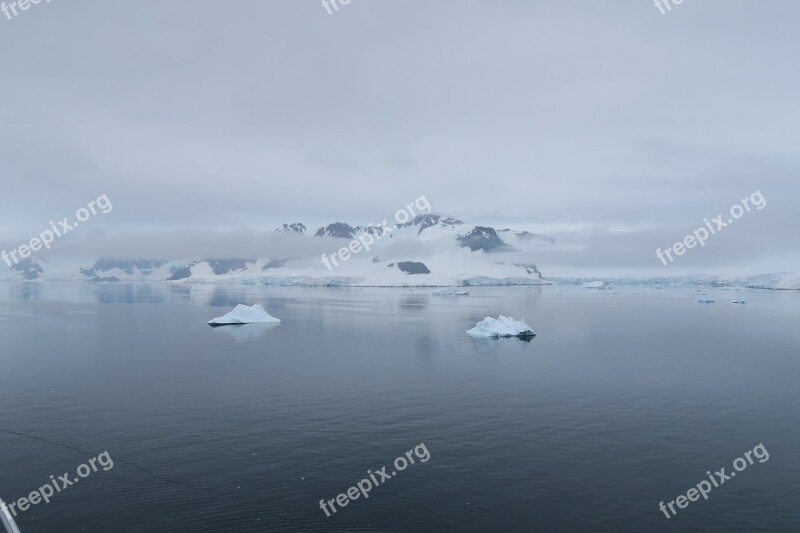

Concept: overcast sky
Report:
left=1, top=0, right=797, bottom=275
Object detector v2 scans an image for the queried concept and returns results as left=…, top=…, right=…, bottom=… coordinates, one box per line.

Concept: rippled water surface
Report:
left=0, top=283, right=798, bottom=532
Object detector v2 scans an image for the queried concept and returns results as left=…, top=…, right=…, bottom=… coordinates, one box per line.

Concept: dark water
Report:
left=0, top=283, right=798, bottom=532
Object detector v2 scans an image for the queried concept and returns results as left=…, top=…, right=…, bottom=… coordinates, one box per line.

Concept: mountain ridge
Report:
left=1, top=214, right=557, bottom=286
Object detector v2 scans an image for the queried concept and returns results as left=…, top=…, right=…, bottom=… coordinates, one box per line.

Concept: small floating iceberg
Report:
left=696, top=297, right=715, bottom=304
left=467, top=315, right=535, bottom=338
left=208, top=304, right=281, bottom=326
left=731, top=300, right=746, bottom=305
left=432, top=287, right=470, bottom=296
left=581, top=281, right=605, bottom=289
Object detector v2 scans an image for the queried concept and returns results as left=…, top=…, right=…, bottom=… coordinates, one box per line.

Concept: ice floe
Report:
left=467, top=315, right=535, bottom=338
left=432, top=287, right=469, bottom=296
left=208, top=304, right=281, bottom=325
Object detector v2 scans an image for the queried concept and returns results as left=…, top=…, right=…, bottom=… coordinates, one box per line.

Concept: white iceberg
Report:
left=467, top=315, right=535, bottom=338
left=208, top=304, right=281, bottom=325
left=432, top=287, right=469, bottom=296
left=581, top=281, right=605, bottom=289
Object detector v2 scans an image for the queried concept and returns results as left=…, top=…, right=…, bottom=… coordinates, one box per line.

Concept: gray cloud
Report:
left=0, top=0, right=797, bottom=275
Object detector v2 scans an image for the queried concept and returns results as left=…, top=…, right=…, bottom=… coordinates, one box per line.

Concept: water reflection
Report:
left=470, top=335, right=536, bottom=347
left=12, top=282, right=40, bottom=301
left=399, top=294, right=429, bottom=311
left=209, top=322, right=281, bottom=342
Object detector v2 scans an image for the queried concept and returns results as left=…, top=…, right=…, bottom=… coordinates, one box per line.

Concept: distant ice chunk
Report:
left=208, top=304, right=281, bottom=325
left=581, top=281, right=605, bottom=289
left=738, top=272, right=800, bottom=290
left=467, top=315, right=535, bottom=338
left=433, top=287, right=469, bottom=296
left=695, top=297, right=715, bottom=304
left=731, top=300, right=746, bottom=305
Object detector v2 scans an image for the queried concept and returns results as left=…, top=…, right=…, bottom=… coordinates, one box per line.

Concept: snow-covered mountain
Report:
left=5, top=213, right=797, bottom=289
left=80, top=259, right=173, bottom=282
left=275, top=223, right=307, bottom=234
left=313, top=222, right=389, bottom=239
left=2, top=214, right=556, bottom=286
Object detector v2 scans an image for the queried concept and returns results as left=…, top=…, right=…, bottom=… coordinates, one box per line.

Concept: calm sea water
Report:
left=0, top=283, right=798, bottom=532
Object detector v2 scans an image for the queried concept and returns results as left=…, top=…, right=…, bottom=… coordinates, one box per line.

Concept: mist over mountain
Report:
left=2, top=213, right=557, bottom=286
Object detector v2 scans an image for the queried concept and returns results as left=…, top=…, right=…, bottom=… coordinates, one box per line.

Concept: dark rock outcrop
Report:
left=457, top=226, right=515, bottom=252
left=276, top=223, right=307, bottom=234
left=397, top=261, right=431, bottom=275
left=12, top=258, right=44, bottom=280
left=314, top=222, right=359, bottom=239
